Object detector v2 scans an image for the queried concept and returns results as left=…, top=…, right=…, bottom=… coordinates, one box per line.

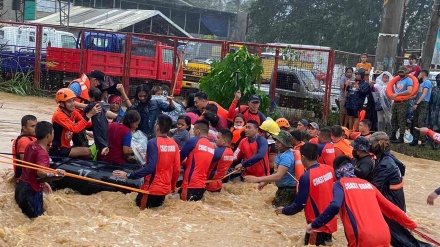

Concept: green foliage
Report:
left=0, top=71, right=45, bottom=96
left=247, top=0, right=432, bottom=53
left=199, top=46, right=269, bottom=114
left=391, top=142, right=440, bottom=161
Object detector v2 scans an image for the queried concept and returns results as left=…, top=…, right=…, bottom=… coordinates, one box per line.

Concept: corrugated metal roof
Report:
left=31, top=6, right=193, bottom=37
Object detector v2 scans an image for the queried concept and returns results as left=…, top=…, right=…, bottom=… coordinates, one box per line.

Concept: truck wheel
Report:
left=161, top=85, right=171, bottom=96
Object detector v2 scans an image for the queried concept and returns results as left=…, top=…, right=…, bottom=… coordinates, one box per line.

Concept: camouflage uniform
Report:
left=391, top=101, right=408, bottom=135
left=413, top=101, right=429, bottom=140
left=272, top=187, right=296, bottom=207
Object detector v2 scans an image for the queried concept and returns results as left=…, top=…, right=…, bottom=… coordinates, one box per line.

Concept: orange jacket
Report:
left=69, top=74, right=91, bottom=104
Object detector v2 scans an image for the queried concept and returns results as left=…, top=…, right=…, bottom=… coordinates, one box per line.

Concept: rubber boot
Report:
left=409, top=138, right=418, bottom=146
left=391, top=134, right=404, bottom=144
left=390, top=132, right=397, bottom=142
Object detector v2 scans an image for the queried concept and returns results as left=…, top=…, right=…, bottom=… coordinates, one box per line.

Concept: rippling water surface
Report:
left=0, top=92, right=439, bottom=246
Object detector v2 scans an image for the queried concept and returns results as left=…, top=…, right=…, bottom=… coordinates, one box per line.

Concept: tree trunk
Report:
left=374, top=0, right=405, bottom=74
left=421, top=0, right=440, bottom=69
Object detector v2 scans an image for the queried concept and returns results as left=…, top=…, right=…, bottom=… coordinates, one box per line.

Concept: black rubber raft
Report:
left=50, top=157, right=143, bottom=195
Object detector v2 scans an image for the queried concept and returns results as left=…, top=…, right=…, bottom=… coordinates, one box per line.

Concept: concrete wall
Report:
left=0, top=0, right=17, bottom=21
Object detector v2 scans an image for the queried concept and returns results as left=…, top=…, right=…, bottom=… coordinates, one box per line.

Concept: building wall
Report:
left=0, top=0, right=17, bottom=21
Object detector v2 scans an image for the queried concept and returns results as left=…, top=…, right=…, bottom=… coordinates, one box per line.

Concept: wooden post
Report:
left=421, top=0, right=440, bottom=69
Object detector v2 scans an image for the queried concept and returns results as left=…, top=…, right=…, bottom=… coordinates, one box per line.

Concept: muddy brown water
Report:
left=0, top=92, right=439, bottom=246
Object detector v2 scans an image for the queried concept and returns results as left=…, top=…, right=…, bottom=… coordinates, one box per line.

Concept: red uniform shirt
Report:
left=317, top=142, right=336, bottom=167
left=227, top=99, right=266, bottom=125
left=234, top=135, right=270, bottom=177
left=140, top=137, right=180, bottom=195
left=180, top=137, right=215, bottom=189
left=19, top=142, right=50, bottom=192
left=52, top=108, right=91, bottom=149
left=304, top=164, right=337, bottom=234
left=206, top=146, right=234, bottom=192
left=339, top=178, right=417, bottom=247
left=309, top=137, right=318, bottom=144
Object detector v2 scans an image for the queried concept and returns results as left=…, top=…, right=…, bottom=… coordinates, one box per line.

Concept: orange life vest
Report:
left=68, top=73, right=91, bottom=104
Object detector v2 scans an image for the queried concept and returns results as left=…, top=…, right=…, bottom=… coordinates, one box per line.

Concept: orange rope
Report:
left=0, top=154, right=149, bottom=195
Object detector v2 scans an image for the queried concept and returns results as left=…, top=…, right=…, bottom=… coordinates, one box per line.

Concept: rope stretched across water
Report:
left=0, top=154, right=150, bottom=195
left=413, top=229, right=440, bottom=246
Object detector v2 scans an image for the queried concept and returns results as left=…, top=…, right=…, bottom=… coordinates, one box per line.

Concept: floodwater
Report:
left=0, top=92, right=439, bottom=246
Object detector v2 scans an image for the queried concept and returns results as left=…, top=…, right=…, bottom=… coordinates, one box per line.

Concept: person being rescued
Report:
left=275, top=142, right=336, bottom=246
left=112, top=115, right=180, bottom=209
left=244, top=130, right=303, bottom=207
left=85, top=88, right=111, bottom=156
left=98, top=110, right=141, bottom=165
left=49, top=88, right=101, bottom=159
left=234, top=120, right=270, bottom=177
left=205, top=129, right=235, bottom=193
left=307, top=155, right=419, bottom=247
left=12, top=115, right=37, bottom=180
left=180, top=120, right=215, bottom=201
left=230, top=114, right=245, bottom=151
left=15, top=121, right=66, bottom=218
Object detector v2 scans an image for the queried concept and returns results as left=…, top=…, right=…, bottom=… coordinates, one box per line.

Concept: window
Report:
left=29, top=32, right=35, bottom=42
left=61, top=35, right=76, bottom=48
left=91, top=37, right=109, bottom=48
left=0, top=30, right=4, bottom=40
left=162, top=49, right=173, bottom=64
left=43, top=33, right=48, bottom=43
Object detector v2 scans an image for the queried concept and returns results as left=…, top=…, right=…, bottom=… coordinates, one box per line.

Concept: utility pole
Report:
left=421, top=0, right=440, bottom=69
left=374, top=0, right=405, bottom=74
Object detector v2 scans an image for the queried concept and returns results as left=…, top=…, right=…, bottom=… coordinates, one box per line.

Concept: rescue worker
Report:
left=68, top=70, right=107, bottom=147
left=350, top=136, right=374, bottom=182
left=227, top=90, right=266, bottom=125
left=307, top=122, right=319, bottom=144
left=193, top=91, right=229, bottom=119
left=244, top=131, right=302, bottom=207
left=356, top=119, right=372, bottom=139
left=234, top=120, right=270, bottom=177
left=331, top=125, right=353, bottom=158
left=180, top=120, right=215, bottom=201
left=391, top=66, right=414, bottom=144
left=49, top=88, right=100, bottom=158
left=307, top=155, right=419, bottom=247
left=275, top=142, right=336, bottom=246
left=113, top=115, right=180, bottom=209
left=259, top=117, right=280, bottom=173
left=317, top=128, right=335, bottom=166
left=12, top=115, right=37, bottom=179
left=206, top=129, right=234, bottom=192
left=15, top=121, right=65, bottom=218
left=369, top=132, right=431, bottom=247
left=276, top=118, right=291, bottom=131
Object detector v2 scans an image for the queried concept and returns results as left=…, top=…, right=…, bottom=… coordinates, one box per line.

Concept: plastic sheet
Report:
left=131, top=130, right=148, bottom=164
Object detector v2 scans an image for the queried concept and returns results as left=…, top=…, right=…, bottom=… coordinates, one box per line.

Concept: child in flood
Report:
left=84, top=88, right=110, bottom=155
left=15, top=121, right=65, bottom=218
left=173, top=115, right=191, bottom=150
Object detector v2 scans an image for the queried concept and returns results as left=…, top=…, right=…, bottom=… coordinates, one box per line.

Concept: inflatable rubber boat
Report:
left=50, top=157, right=143, bottom=195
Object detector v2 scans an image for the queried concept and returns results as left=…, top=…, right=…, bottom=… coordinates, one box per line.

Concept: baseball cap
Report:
left=272, top=130, right=293, bottom=148
left=350, top=136, right=370, bottom=152
left=249, top=95, right=260, bottom=103
left=398, top=65, right=408, bottom=74
left=89, top=70, right=106, bottom=85
left=299, top=119, right=308, bottom=126
left=307, top=122, right=319, bottom=130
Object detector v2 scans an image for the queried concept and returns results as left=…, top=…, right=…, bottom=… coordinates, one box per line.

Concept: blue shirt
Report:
left=173, top=129, right=190, bottom=150
left=274, top=150, right=296, bottom=187
left=69, top=82, right=82, bottom=97
left=129, top=100, right=174, bottom=137
left=417, top=79, right=432, bottom=102
left=395, top=77, right=413, bottom=94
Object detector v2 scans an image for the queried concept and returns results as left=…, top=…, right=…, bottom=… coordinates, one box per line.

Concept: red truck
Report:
left=45, top=32, right=182, bottom=96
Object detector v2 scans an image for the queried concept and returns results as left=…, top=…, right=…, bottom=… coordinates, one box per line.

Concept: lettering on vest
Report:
left=198, top=145, right=215, bottom=154
left=223, top=155, right=234, bottom=161
left=160, top=145, right=176, bottom=152
left=312, top=172, right=333, bottom=186
left=344, top=182, right=373, bottom=190
left=326, top=148, right=335, bottom=154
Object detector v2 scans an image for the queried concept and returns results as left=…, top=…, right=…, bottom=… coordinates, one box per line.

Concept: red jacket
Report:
left=317, top=142, right=336, bottom=167
left=339, top=178, right=417, bottom=247
left=304, top=164, right=337, bottom=234
left=98, top=122, right=131, bottom=165
left=180, top=137, right=215, bottom=189
left=227, top=99, right=266, bottom=124
left=52, top=108, right=92, bottom=149
left=206, top=146, right=234, bottom=192
left=140, top=137, right=180, bottom=195
left=234, top=135, right=269, bottom=177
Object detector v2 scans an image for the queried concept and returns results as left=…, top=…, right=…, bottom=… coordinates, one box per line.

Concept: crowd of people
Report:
left=10, top=69, right=440, bottom=246
left=338, top=54, right=440, bottom=148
